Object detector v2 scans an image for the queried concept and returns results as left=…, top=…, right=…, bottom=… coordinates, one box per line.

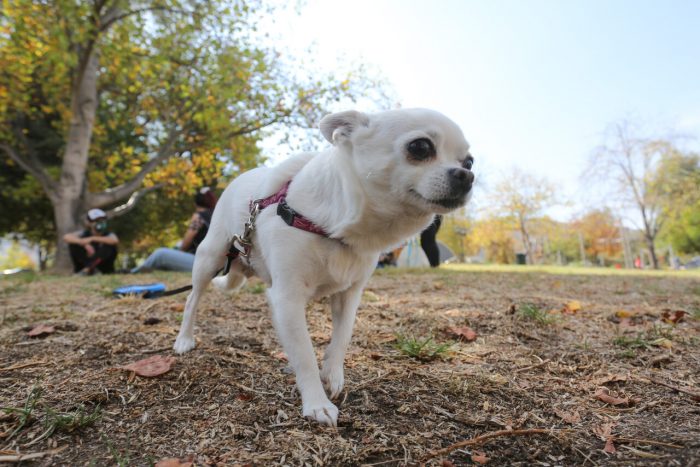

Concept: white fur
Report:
left=174, top=108, right=473, bottom=426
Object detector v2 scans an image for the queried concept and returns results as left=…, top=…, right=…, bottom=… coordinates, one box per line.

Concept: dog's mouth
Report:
left=409, top=189, right=466, bottom=210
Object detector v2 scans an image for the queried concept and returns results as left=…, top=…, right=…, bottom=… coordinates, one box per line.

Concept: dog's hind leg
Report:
left=267, top=285, right=339, bottom=427
left=173, top=238, right=227, bottom=354
left=321, top=283, right=363, bottom=399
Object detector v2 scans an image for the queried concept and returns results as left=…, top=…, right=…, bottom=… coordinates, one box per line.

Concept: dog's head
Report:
left=320, top=108, right=474, bottom=215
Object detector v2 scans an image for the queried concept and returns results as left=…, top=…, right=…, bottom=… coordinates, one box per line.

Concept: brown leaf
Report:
left=661, top=310, right=687, bottom=324
left=604, top=437, right=616, bottom=454
left=120, top=355, right=175, bottom=377
left=168, top=303, right=185, bottom=313
left=27, top=324, right=55, bottom=338
left=155, top=456, right=193, bottom=467
left=507, top=304, right=516, bottom=315
left=441, top=460, right=455, bottom=467
left=236, top=392, right=253, bottom=401
left=594, top=374, right=628, bottom=385
left=594, top=387, right=633, bottom=406
left=447, top=326, right=477, bottom=342
left=554, top=409, right=581, bottom=424
left=143, top=317, right=161, bottom=325
left=471, top=451, right=489, bottom=464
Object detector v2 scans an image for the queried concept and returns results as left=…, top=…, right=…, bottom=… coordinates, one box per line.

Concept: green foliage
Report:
left=517, top=303, right=558, bottom=325
left=0, top=0, right=387, bottom=258
left=1, top=386, right=101, bottom=443
left=654, top=149, right=700, bottom=255
left=394, top=334, right=452, bottom=361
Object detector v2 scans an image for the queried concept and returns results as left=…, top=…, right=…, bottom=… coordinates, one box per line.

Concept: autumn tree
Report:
left=0, top=0, right=378, bottom=271
left=491, top=170, right=557, bottom=264
left=588, top=123, right=682, bottom=268
left=572, top=208, right=622, bottom=262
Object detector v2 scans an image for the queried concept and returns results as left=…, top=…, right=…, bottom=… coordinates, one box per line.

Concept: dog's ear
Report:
left=319, top=111, right=369, bottom=145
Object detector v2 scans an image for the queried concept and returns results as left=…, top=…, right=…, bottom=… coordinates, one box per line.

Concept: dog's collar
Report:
left=254, top=181, right=330, bottom=238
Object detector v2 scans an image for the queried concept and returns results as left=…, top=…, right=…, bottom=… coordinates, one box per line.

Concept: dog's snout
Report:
left=447, top=167, right=474, bottom=193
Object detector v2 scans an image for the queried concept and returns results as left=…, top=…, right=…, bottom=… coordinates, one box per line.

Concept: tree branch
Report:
left=87, top=127, right=182, bottom=208
left=99, top=5, right=193, bottom=31
left=105, top=183, right=164, bottom=218
left=0, top=142, right=57, bottom=196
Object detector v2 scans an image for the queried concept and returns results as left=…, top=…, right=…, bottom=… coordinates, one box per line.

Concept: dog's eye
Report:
left=463, top=156, right=474, bottom=170
left=407, top=138, right=436, bottom=161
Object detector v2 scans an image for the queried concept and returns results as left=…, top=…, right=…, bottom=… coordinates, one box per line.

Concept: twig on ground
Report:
left=638, top=376, right=700, bottom=401
left=164, top=381, right=193, bottom=401
left=0, top=445, right=67, bottom=462
left=613, top=437, right=683, bottom=449
left=352, top=370, right=393, bottom=392
left=514, top=359, right=550, bottom=373
left=0, top=360, right=48, bottom=372
left=421, top=428, right=567, bottom=463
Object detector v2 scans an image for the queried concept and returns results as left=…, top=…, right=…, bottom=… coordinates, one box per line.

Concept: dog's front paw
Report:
left=302, top=399, right=339, bottom=427
left=173, top=335, right=196, bottom=354
left=320, top=365, right=345, bottom=399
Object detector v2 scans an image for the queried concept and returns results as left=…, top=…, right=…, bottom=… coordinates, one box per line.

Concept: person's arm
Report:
left=63, top=230, right=87, bottom=245
left=87, top=233, right=119, bottom=246
left=179, top=214, right=200, bottom=252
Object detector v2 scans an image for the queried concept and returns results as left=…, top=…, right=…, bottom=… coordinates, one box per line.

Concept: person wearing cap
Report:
left=130, top=187, right=217, bottom=273
left=63, top=208, right=120, bottom=275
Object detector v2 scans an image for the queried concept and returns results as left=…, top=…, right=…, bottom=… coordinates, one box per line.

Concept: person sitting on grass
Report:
left=63, top=208, right=119, bottom=275
left=130, top=187, right=217, bottom=273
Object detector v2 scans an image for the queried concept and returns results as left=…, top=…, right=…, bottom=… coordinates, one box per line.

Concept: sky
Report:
left=263, top=0, right=700, bottom=221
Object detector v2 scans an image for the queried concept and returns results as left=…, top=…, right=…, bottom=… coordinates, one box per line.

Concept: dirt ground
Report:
left=1, top=267, right=699, bottom=466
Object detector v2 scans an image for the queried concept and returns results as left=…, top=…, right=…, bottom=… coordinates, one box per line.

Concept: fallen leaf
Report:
left=651, top=338, right=673, bottom=349
left=236, top=392, right=253, bottom=401
left=593, top=422, right=618, bottom=454
left=168, top=303, right=184, bottom=313
left=143, top=317, right=161, bottom=325
left=433, top=281, right=444, bottom=290
left=471, top=451, right=489, bottom=464
left=563, top=300, right=582, bottom=313
left=363, top=291, right=380, bottom=302
left=155, top=456, right=193, bottom=467
left=120, top=355, right=175, bottom=377
left=615, top=310, right=635, bottom=318
left=604, top=437, right=616, bottom=453
left=507, top=304, right=516, bottom=315
left=369, top=352, right=383, bottom=360
left=554, top=409, right=581, bottom=424
left=592, top=421, right=615, bottom=439
left=441, top=460, right=455, bottom=467
left=274, top=351, right=288, bottom=362
left=661, top=310, right=687, bottom=324
left=447, top=326, right=477, bottom=342
left=595, top=374, right=628, bottom=385
left=443, top=308, right=461, bottom=317
left=594, top=387, right=633, bottom=406
left=27, top=324, right=55, bottom=338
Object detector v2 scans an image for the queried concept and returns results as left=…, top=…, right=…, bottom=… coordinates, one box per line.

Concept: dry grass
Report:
left=1, top=267, right=699, bottom=466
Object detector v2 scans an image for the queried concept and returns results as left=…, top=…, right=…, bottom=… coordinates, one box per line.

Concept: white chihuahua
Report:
left=173, top=108, right=474, bottom=426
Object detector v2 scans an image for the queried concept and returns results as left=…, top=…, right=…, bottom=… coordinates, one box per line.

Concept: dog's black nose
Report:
left=448, top=167, right=474, bottom=194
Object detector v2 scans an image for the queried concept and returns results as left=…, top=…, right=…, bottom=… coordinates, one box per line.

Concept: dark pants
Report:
left=420, top=215, right=442, bottom=267
left=69, top=243, right=117, bottom=274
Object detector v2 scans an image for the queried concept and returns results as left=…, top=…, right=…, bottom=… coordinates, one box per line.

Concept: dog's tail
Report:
left=211, top=271, right=247, bottom=293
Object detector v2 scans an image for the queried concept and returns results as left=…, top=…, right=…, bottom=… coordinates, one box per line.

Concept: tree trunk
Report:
left=646, top=235, right=659, bottom=269
left=50, top=50, right=98, bottom=273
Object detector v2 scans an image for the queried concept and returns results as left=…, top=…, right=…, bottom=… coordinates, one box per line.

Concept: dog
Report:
left=173, top=108, right=474, bottom=426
